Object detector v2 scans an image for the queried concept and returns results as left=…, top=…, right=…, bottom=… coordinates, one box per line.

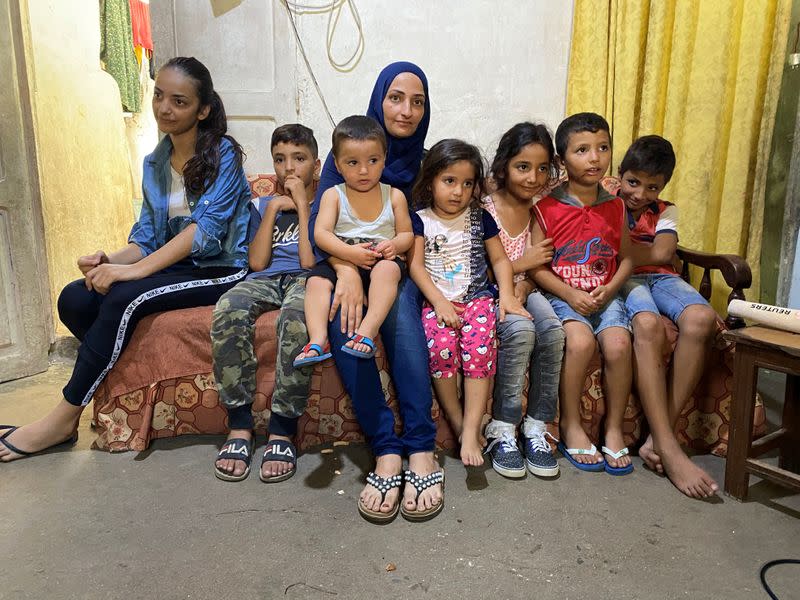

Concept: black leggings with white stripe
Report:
left=57, top=266, right=247, bottom=407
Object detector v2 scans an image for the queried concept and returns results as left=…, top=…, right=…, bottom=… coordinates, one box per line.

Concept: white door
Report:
left=151, top=0, right=297, bottom=173
left=0, top=0, right=52, bottom=382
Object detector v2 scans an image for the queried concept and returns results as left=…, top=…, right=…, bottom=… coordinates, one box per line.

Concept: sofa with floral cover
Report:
left=90, top=174, right=764, bottom=455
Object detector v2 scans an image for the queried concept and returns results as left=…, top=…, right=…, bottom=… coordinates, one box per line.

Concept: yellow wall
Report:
left=23, top=0, right=135, bottom=335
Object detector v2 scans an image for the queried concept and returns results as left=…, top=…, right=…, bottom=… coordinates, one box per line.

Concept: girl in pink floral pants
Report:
left=422, top=296, right=497, bottom=379
left=408, top=139, right=530, bottom=467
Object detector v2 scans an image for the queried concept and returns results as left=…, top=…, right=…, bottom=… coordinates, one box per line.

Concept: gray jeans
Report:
left=493, top=291, right=564, bottom=424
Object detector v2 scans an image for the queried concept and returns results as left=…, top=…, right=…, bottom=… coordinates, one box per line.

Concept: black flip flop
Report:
left=259, top=439, right=297, bottom=483
left=214, top=437, right=254, bottom=482
left=0, top=425, right=78, bottom=460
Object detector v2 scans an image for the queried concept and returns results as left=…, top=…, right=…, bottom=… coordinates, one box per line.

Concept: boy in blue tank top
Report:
left=212, top=124, right=320, bottom=483
left=294, top=115, right=413, bottom=364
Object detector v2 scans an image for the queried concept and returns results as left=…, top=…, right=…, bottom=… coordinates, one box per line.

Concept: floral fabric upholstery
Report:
left=90, top=174, right=764, bottom=455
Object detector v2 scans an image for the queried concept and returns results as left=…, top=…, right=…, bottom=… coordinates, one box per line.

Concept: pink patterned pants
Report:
left=421, top=295, right=497, bottom=379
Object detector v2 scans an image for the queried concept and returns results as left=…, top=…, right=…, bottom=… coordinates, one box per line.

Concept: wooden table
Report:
left=723, top=326, right=800, bottom=500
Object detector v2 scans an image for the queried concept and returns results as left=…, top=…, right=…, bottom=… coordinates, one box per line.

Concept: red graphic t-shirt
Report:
left=533, top=184, right=625, bottom=291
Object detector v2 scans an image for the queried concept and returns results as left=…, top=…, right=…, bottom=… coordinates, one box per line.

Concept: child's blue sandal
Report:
left=557, top=441, right=606, bottom=472
left=341, top=333, right=376, bottom=359
left=214, top=437, right=254, bottom=482
left=259, top=438, right=297, bottom=483
left=358, top=471, right=403, bottom=524
left=293, top=343, right=332, bottom=368
left=601, top=445, right=634, bottom=476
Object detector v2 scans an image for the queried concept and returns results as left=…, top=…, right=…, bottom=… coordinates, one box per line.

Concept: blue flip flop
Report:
left=557, top=441, right=605, bottom=472
left=601, top=445, right=634, bottom=476
left=293, top=343, right=332, bottom=368
left=340, top=333, right=376, bottom=359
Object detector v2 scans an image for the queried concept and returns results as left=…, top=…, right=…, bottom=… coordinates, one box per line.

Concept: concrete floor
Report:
left=1, top=365, right=798, bottom=600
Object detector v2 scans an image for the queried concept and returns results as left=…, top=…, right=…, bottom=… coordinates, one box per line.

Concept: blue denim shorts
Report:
left=622, top=273, right=709, bottom=323
left=546, top=293, right=630, bottom=334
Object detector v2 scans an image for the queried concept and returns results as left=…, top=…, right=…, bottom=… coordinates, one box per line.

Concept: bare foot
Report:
left=359, top=454, right=402, bottom=513
left=214, top=429, right=253, bottom=477
left=560, top=423, right=603, bottom=465
left=404, top=452, right=443, bottom=513
left=659, top=446, right=719, bottom=499
left=460, top=430, right=484, bottom=467
left=261, top=434, right=295, bottom=479
left=344, top=327, right=377, bottom=355
left=602, top=429, right=632, bottom=469
left=639, top=435, right=664, bottom=473
left=0, top=407, right=80, bottom=462
left=294, top=338, right=328, bottom=363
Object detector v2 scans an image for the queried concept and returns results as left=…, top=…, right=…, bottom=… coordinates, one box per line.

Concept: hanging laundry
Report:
left=100, top=0, right=141, bottom=112
left=129, top=0, right=153, bottom=66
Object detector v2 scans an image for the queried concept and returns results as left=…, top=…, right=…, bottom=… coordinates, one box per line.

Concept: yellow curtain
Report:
left=567, top=0, right=791, bottom=309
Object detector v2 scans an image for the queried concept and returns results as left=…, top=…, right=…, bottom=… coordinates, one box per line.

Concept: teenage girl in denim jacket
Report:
left=0, top=57, right=250, bottom=461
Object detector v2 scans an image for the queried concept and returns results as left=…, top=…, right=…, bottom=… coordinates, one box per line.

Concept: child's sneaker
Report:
left=485, top=431, right=526, bottom=479
left=523, top=429, right=559, bottom=477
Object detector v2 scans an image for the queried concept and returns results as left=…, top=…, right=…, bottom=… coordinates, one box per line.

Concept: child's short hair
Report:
left=271, top=123, right=318, bottom=159
left=331, top=115, right=387, bottom=157
left=490, top=122, right=558, bottom=189
left=618, top=135, right=676, bottom=184
left=412, top=138, right=485, bottom=210
left=555, top=112, right=611, bottom=157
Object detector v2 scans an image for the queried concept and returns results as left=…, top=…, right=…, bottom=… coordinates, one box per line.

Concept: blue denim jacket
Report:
left=129, top=136, right=250, bottom=268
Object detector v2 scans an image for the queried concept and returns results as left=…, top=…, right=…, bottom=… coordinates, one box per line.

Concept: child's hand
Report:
left=432, top=299, right=463, bottom=328
left=348, top=242, right=382, bottom=270
left=85, top=263, right=140, bottom=294
left=372, top=240, right=397, bottom=260
left=513, top=279, right=535, bottom=305
left=282, top=175, right=307, bottom=206
left=567, top=288, right=598, bottom=316
left=590, top=285, right=612, bottom=308
left=271, top=195, right=296, bottom=212
left=77, top=250, right=109, bottom=275
left=498, top=294, right=532, bottom=323
left=523, top=238, right=554, bottom=268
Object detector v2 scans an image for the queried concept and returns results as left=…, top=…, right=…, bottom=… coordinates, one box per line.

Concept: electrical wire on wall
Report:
left=279, top=0, right=365, bottom=128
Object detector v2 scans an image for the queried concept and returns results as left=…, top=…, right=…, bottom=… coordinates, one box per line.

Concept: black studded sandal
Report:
left=358, top=471, right=403, bottom=524
left=400, top=468, right=445, bottom=522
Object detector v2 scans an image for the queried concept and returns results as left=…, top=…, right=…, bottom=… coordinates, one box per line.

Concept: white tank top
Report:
left=333, top=182, right=396, bottom=242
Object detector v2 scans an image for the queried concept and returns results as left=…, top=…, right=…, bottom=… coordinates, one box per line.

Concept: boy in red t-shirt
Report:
left=531, top=113, right=634, bottom=475
left=610, top=135, right=719, bottom=498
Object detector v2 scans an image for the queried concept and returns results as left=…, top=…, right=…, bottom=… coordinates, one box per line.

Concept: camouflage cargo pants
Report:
left=211, top=274, right=310, bottom=420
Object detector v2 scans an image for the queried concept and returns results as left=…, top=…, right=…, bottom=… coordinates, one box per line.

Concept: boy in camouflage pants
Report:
left=212, top=124, right=320, bottom=483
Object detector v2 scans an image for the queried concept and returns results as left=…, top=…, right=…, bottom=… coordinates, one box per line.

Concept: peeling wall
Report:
left=23, top=0, right=135, bottom=334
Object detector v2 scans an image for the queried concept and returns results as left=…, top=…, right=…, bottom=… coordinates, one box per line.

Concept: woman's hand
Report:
left=77, top=250, right=109, bottom=275
left=329, top=265, right=365, bottom=336
left=498, top=294, right=532, bottom=322
left=432, top=298, right=463, bottom=328
left=513, top=278, right=535, bottom=305
left=567, top=288, right=598, bottom=316
left=85, top=263, right=143, bottom=294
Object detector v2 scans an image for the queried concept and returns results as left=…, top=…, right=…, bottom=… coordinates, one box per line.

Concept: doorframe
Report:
left=7, top=0, right=54, bottom=347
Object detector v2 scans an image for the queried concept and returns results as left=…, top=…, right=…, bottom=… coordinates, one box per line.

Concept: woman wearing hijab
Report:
left=308, top=62, right=443, bottom=524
